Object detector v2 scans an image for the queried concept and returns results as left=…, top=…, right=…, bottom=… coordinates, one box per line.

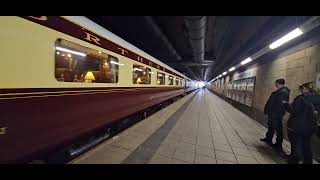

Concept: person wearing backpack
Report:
left=286, top=82, right=320, bottom=164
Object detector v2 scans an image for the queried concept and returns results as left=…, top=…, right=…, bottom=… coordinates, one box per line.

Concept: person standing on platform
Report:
left=260, top=78, right=290, bottom=152
left=286, top=82, right=320, bottom=164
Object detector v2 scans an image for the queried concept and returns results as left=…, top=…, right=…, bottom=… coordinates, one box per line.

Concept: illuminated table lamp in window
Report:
left=157, top=79, right=161, bottom=85
left=136, top=77, right=142, bottom=84
left=84, top=71, right=95, bottom=83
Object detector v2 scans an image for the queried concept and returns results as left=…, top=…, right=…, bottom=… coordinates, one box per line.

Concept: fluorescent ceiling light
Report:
left=269, top=28, right=303, bottom=49
left=241, top=57, right=252, bottom=65
left=229, top=67, right=235, bottom=72
left=56, top=47, right=86, bottom=57
left=222, top=72, right=227, bottom=75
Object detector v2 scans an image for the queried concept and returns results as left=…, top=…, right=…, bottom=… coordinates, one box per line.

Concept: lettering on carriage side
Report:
left=29, top=16, right=48, bottom=21
left=84, top=32, right=101, bottom=45
left=118, top=47, right=128, bottom=56
left=137, top=56, right=144, bottom=63
left=21, top=16, right=186, bottom=79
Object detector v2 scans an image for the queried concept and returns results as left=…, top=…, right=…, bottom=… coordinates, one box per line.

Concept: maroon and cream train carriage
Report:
left=0, top=16, right=199, bottom=163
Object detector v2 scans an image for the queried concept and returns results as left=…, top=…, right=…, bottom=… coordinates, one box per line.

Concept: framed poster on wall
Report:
left=227, top=83, right=231, bottom=98
left=245, top=77, right=256, bottom=107
left=228, top=77, right=256, bottom=107
left=240, top=79, right=247, bottom=104
left=233, top=81, right=237, bottom=101
left=235, top=80, right=240, bottom=102
left=231, top=82, right=235, bottom=100
left=239, top=79, right=244, bottom=103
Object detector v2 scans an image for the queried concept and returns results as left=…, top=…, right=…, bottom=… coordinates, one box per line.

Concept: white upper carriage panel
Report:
left=0, top=16, right=192, bottom=89
left=64, top=16, right=188, bottom=80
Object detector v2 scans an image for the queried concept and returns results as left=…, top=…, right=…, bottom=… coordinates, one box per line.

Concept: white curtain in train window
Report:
left=316, top=73, right=320, bottom=92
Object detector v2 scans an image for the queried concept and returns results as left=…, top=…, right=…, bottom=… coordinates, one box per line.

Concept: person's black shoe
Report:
left=288, top=158, right=299, bottom=164
left=260, top=138, right=273, bottom=145
left=272, top=143, right=285, bottom=154
left=284, top=154, right=291, bottom=160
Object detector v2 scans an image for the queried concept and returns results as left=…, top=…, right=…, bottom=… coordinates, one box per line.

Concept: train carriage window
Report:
left=55, top=39, right=119, bottom=83
left=157, top=72, right=165, bottom=85
left=175, top=77, right=179, bottom=85
left=133, top=64, right=151, bottom=84
left=169, top=76, right=174, bottom=85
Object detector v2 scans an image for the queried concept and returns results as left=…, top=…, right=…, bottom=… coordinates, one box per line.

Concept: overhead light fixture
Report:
left=229, top=67, right=235, bottom=72
left=133, top=68, right=142, bottom=72
left=241, top=57, right=252, bottom=65
left=222, top=72, right=227, bottom=75
left=110, top=61, right=124, bottom=66
left=269, top=28, right=303, bottom=49
left=56, top=47, right=86, bottom=57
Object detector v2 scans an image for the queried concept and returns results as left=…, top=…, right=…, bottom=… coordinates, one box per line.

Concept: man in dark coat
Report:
left=287, top=82, right=320, bottom=164
left=260, top=78, right=290, bottom=152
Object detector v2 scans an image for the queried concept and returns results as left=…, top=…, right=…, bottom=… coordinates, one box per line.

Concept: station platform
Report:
left=69, top=89, right=294, bottom=164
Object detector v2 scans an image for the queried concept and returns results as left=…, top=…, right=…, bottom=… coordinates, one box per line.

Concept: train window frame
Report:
left=132, top=64, right=151, bottom=85
left=156, top=72, right=166, bottom=85
left=54, top=39, right=119, bottom=84
left=168, top=75, right=174, bottom=85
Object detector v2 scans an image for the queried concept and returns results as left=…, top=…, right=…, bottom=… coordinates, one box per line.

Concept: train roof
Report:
left=64, top=16, right=190, bottom=80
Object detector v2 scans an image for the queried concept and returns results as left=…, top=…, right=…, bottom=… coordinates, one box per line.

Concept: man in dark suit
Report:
left=261, top=78, right=290, bottom=152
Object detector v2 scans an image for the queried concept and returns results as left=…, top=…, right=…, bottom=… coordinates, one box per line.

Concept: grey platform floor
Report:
left=70, top=89, right=301, bottom=164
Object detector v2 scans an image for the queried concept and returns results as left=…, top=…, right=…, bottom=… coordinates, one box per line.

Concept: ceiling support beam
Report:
left=144, top=16, right=181, bottom=61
